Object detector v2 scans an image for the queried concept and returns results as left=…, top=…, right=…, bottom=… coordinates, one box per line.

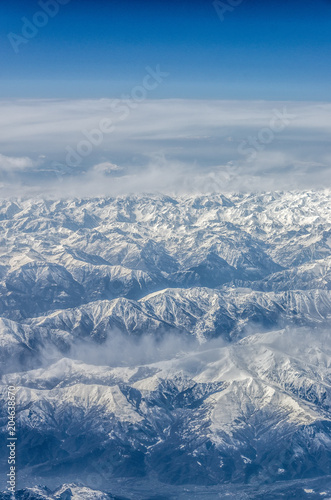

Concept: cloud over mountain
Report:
left=0, top=99, right=330, bottom=197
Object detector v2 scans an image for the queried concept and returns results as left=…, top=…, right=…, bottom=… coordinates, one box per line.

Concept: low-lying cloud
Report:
left=0, top=154, right=37, bottom=172
left=0, top=99, right=330, bottom=197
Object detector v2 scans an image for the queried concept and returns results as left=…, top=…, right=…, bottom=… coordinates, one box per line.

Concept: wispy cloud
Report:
left=0, top=154, right=36, bottom=172
left=0, top=99, right=330, bottom=197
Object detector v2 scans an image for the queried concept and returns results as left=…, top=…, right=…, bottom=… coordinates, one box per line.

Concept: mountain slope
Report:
left=0, top=191, right=331, bottom=497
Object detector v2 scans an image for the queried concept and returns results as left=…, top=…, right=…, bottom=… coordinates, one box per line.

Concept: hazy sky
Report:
left=0, top=1, right=330, bottom=196
left=0, top=99, right=330, bottom=196
left=1, top=0, right=331, bottom=100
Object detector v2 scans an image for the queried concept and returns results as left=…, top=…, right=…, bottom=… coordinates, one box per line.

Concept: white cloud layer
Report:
left=0, top=99, right=330, bottom=197
left=0, top=154, right=36, bottom=171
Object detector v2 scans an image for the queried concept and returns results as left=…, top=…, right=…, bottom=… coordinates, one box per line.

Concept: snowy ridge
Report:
left=0, top=191, right=331, bottom=496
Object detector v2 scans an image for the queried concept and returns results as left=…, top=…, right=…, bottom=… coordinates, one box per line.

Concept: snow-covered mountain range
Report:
left=0, top=191, right=331, bottom=499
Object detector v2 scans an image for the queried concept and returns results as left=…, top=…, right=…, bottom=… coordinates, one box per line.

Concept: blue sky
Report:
left=1, top=0, right=331, bottom=100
